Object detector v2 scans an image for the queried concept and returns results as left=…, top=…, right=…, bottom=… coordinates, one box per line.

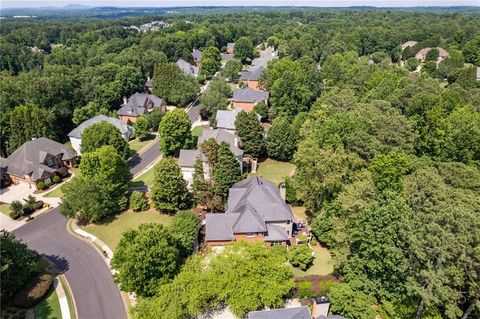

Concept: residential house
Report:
left=415, top=47, right=449, bottom=63
left=216, top=108, right=261, bottom=132
left=240, top=65, right=265, bottom=90
left=247, top=306, right=311, bottom=319
left=117, top=92, right=166, bottom=124
left=176, top=58, right=200, bottom=77
left=205, top=176, right=294, bottom=247
left=248, top=46, right=277, bottom=71
left=401, top=40, right=418, bottom=50
left=231, top=87, right=269, bottom=111
left=68, top=115, right=133, bottom=155
left=0, top=157, right=9, bottom=188
left=226, top=42, right=235, bottom=54
left=144, top=77, right=152, bottom=93
left=2, top=137, right=75, bottom=190
left=192, top=49, right=203, bottom=67
left=221, top=53, right=235, bottom=63
left=179, top=129, right=243, bottom=186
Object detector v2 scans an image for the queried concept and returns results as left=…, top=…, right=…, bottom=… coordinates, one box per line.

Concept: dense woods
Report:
left=1, top=7, right=479, bottom=319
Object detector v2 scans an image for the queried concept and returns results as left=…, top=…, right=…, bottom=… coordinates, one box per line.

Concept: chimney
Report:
left=123, top=96, right=128, bottom=105
left=312, top=296, right=330, bottom=319
left=279, top=182, right=286, bottom=202
left=234, top=136, right=239, bottom=148
left=31, top=135, right=37, bottom=141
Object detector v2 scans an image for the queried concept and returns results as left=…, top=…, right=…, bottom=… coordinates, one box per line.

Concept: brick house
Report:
left=1, top=137, right=75, bottom=190
left=192, top=49, right=203, bottom=67
left=226, top=42, right=235, bottom=54
left=231, top=87, right=269, bottom=111
left=117, top=92, right=166, bottom=124
left=240, top=65, right=265, bottom=90
left=205, top=177, right=294, bottom=247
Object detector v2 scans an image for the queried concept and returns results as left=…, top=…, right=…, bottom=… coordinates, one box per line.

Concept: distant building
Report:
left=1, top=137, right=75, bottom=190
left=205, top=177, right=294, bottom=247
left=231, top=87, right=269, bottom=111
left=226, top=42, right=235, bottom=54
left=248, top=46, right=277, bottom=70
left=415, top=47, right=449, bottom=63
left=247, top=306, right=311, bottom=319
left=216, top=108, right=261, bottom=132
left=401, top=40, right=418, bottom=50
left=68, top=115, right=133, bottom=155
left=176, top=59, right=200, bottom=77
left=117, top=92, right=166, bottom=124
left=192, top=49, right=203, bottom=67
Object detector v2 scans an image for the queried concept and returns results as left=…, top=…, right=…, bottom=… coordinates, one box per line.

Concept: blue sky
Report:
left=2, top=0, right=479, bottom=8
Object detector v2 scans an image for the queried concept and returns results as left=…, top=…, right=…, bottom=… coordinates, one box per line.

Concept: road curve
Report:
left=129, top=140, right=161, bottom=176
left=14, top=209, right=127, bottom=319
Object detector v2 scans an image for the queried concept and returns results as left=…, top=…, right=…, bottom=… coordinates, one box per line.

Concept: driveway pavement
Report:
left=128, top=139, right=161, bottom=176
left=14, top=208, right=127, bottom=319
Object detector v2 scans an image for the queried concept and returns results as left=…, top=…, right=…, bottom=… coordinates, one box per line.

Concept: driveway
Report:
left=14, top=208, right=127, bottom=319
left=128, top=139, right=161, bottom=176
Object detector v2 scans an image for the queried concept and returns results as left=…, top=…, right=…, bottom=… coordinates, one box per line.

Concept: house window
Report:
left=246, top=232, right=255, bottom=237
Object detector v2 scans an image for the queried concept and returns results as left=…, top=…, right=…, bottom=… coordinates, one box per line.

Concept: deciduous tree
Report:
left=80, top=121, right=131, bottom=160
left=158, top=108, right=192, bottom=156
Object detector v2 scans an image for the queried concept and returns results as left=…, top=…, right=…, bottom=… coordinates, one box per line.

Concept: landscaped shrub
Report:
left=10, top=200, right=23, bottom=219
left=52, top=175, right=61, bottom=183
left=288, top=244, right=314, bottom=270
left=9, top=210, right=21, bottom=220
left=13, top=274, right=53, bottom=308
left=130, top=191, right=149, bottom=212
left=297, top=281, right=313, bottom=298
left=37, top=181, right=46, bottom=190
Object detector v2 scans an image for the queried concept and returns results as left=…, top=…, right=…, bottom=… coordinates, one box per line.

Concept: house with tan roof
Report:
left=415, top=47, right=449, bottom=63
left=401, top=40, right=418, bottom=50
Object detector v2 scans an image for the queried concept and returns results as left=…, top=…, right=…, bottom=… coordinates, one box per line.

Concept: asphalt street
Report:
left=14, top=209, right=127, bottom=319
left=128, top=139, right=161, bottom=176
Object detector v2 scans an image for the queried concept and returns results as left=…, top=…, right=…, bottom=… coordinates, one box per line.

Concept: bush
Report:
left=37, top=181, right=46, bottom=190
left=297, top=281, right=313, bottom=298
left=52, top=175, right=61, bottom=183
left=9, top=210, right=21, bottom=220
left=10, top=200, right=23, bottom=219
left=288, top=244, right=314, bottom=270
left=130, top=191, right=149, bottom=212
left=270, top=245, right=288, bottom=261
left=13, top=273, right=53, bottom=308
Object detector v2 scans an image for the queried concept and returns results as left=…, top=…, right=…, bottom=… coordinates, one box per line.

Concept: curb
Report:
left=132, top=136, right=159, bottom=157
left=132, top=155, right=163, bottom=179
left=66, top=219, right=135, bottom=317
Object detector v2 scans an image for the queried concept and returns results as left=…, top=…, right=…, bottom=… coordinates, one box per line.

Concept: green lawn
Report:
left=131, top=166, right=156, bottom=188
left=43, top=185, right=64, bottom=198
left=80, top=209, right=173, bottom=250
left=292, top=206, right=308, bottom=221
left=34, top=287, right=62, bottom=319
left=192, top=126, right=204, bottom=137
left=292, top=245, right=334, bottom=278
left=0, top=203, right=11, bottom=216
left=129, top=136, right=156, bottom=153
left=249, top=158, right=295, bottom=185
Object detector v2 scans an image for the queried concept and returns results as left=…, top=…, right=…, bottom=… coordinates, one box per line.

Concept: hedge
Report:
left=13, top=273, right=53, bottom=308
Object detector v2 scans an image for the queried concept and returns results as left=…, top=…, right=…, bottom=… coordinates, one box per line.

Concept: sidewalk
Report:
left=42, top=256, right=74, bottom=319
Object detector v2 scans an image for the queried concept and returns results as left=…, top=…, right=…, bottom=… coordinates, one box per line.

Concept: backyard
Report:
left=80, top=209, right=173, bottom=250
left=292, top=244, right=334, bottom=278
left=249, top=158, right=295, bottom=185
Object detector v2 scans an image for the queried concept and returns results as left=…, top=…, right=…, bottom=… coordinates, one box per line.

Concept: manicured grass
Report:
left=34, top=287, right=62, bottom=319
left=249, top=158, right=295, bottom=185
left=80, top=209, right=173, bottom=251
left=58, top=276, right=76, bottom=319
left=43, top=185, right=64, bottom=198
left=292, top=206, right=308, bottom=221
left=292, top=244, right=334, bottom=278
left=192, top=126, right=204, bottom=137
left=129, top=136, right=156, bottom=153
left=131, top=166, right=156, bottom=188
left=0, top=203, right=11, bottom=216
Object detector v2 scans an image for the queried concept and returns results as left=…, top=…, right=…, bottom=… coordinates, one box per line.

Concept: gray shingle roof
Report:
left=221, top=53, right=235, bottom=61
left=249, top=46, right=277, bottom=70
left=248, top=306, right=311, bottom=319
left=178, top=149, right=200, bottom=168
left=192, top=49, right=202, bottom=62
left=205, top=177, right=294, bottom=241
left=216, top=108, right=244, bottom=130
left=232, top=88, right=269, bottom=103
left=227, top=43, right=235, bottom=50
left=176, top=59, right=199, bottom=76
left=197, top=129, right=243, bottom=157
left=4, top=137, right=75, bottom=181
left=117, top=93, right=165, bottom=117
left=240, top=65, right=265, bottom=81
left=68, top=115, right=133, bottom=139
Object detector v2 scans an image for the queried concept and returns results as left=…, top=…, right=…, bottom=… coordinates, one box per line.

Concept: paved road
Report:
left=129, top=139, right=161, bottom=176
left=14, top=209, right=127, bottom=319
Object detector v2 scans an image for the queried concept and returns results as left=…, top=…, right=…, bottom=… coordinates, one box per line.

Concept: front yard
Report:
left=0, top=203, right=11, bottom=216
left=34, top=287, right=62, bottom=319
left=130, top=166, right=156, bottom=188
left=80, top=209, right=173, bottom=250
left=129, top=136, right=157, bottom=153
left=292, top=244, right=334, bottom=278
left=249, top=158, right=295, bottom=185
left=43, top=185, right=64, bottom=198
